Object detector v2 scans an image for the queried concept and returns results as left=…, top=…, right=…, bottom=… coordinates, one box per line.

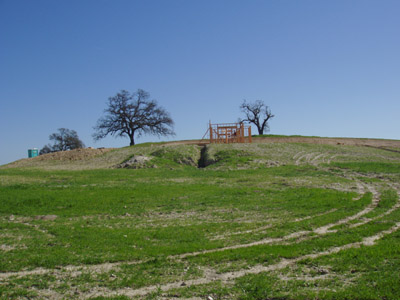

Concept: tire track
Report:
left=84, top=222, right=400, bottom=299
left=178, top=180, right=376, bottom=259
left=0, top=180, right=376, bottom=281
left=350, top=183, right=400, bottom=228
left=295, top=152, right=336, bottom=166
left=2, top=179, right=396, bottom=300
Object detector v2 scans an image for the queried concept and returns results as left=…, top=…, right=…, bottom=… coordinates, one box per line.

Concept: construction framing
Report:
left=203, top=122, right=252, bottom=144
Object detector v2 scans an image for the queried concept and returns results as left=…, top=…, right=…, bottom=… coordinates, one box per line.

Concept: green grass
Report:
left=0, top=168, right=361, bottom=271
left=331, top=162, right=400, bottom=174
left=1, top=140, right=400, bottom=299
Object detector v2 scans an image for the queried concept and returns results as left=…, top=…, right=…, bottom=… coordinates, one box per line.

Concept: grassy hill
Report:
left=1, top=137, right=400, bottom=299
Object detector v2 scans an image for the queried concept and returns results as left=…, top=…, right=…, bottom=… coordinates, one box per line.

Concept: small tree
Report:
left=240, top=100, right=274, bottom=135
left=40, top=128, right=85, bottom=155
left=93, top=89, right=175, bottom=146
left=39, top=145, right=53, bottom=155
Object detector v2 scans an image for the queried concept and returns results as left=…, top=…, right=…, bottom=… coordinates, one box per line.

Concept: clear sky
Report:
left=1, top=0, right=399, bottom=166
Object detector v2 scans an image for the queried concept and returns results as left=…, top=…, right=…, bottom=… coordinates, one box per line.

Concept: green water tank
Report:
left=28, top=148, right=39, bottom=158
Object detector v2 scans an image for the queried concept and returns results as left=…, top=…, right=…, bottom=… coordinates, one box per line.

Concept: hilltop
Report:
left=2, top=135, right=400, bottom=170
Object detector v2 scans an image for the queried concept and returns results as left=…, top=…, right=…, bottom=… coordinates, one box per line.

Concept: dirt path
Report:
left=2, top=181, right=399, bottom=299
left=84, top=221, right=400, bottom=299
left=350, top=182, right=400, bottom=228
left=0, top=172, right=380, bottom=275
left=0, top=181, right=379, bottom=282
left=0, top=259, right=145, bottom=281
left=15, top=214, right=399, bottom=300
left=314, top=181, right=379, bottom=234
left=177, top=181, right=378, bottom=259
left=166, top=136, right=400, bottom=148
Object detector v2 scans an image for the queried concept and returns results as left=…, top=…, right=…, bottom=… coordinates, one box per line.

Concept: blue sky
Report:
left=1, top=0, right=399, bottom=165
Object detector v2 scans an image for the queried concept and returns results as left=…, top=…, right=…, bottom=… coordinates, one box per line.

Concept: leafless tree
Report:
left=240, top=100, right=274, bottom=135
left=40, top=128, right=85, bottom=155
left=93, top=89, right=174, bottom=146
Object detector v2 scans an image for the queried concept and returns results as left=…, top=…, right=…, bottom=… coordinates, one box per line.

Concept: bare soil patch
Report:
left=165, top=136, right=400, bottom=148
left=2, top=148, right=114, bottom=169
left=252, top=136, right=400, bottom=148
left=29, top=148, right=113, bottom=161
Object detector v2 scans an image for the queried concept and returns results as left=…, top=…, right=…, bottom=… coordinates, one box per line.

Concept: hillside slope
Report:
left=2, top=136, right=400, bottom=170
left=1, top=136, right=400, bottom=299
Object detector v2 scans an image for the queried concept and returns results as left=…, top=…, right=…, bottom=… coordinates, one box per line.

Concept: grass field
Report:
left=1, top=139, right=400, bottom=299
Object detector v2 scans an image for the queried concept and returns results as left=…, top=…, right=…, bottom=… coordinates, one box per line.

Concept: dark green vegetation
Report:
left=1, top=140, right=400, bottom=299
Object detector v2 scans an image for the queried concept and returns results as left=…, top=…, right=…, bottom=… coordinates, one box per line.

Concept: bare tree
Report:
left=40, top=128, right=85, bottom=154
left=39, top=145, right=53, bottom=155
left=240, top=100, right=274, bottom=135
left=93, top=89, right=174, bottom=146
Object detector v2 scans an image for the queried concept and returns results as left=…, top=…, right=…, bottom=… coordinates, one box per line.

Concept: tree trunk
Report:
left=129, top=134, right=135, bottom=146
left=257, top=126, right=263, bottom=135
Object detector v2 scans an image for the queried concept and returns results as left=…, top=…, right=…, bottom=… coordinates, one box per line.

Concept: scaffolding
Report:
left=202, top=122, right=252, bottom=144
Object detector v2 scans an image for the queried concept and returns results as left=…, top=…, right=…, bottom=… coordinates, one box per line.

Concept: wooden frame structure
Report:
left=202, top=122, right=252, bottom=144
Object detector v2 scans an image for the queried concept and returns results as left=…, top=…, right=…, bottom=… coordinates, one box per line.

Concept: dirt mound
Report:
left=166, top=136, right=400, bottom=148
left=3, top=148, right=114, bottom=169
left=33, top=148, right=113, bottom=161
left=115, top=155, right=154, bottom=169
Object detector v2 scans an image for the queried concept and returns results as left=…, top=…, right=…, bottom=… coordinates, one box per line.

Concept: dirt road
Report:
left=167, top=136, right=400, bottom=149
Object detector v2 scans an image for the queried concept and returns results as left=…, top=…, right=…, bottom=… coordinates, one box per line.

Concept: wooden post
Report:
left=248, top=127, right=252, bottom=143
left=209, top=122, right=213, bottom=143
